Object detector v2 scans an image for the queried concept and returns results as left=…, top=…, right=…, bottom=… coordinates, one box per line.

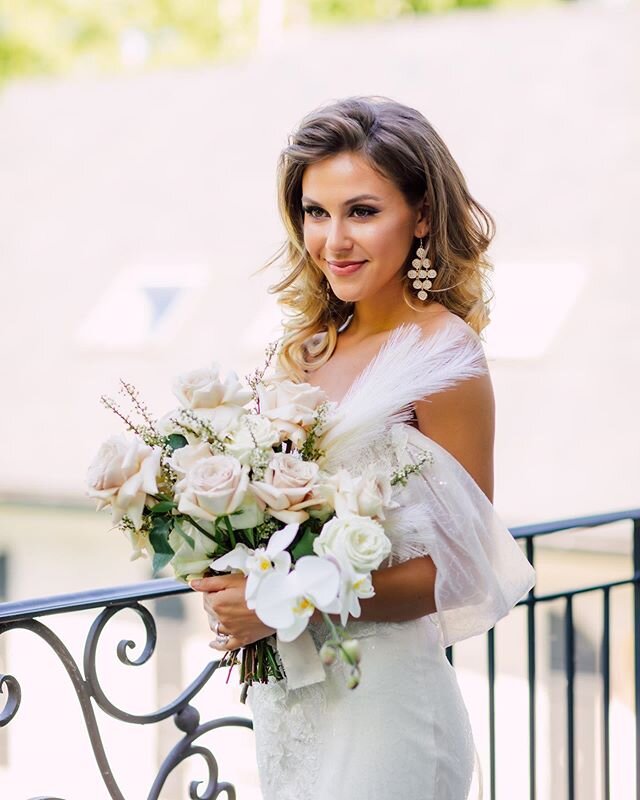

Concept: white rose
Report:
left=87, top=433, right=162, bottom=530
left=250, top=453, right=327, bottom=524
left=173, top=364, right=252, bottom=409
left=313, top=514, right=391, bottom=574
left=168, top=521, right=217, bottom=582
left=226, top=414, right=280, bottom=465
left=175, top=455, right=249, bottom=522
left=168, top=442, right=214, bottom=476
left=257, top=379, right=327, bottom=446
left=328, top=466, right=395, bottom=521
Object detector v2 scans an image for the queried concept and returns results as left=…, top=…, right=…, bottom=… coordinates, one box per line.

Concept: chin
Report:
left=330, top=288, right=362, bottom=304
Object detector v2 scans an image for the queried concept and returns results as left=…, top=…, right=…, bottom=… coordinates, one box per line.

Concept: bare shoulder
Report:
left=413, top=306, right=495, bottom=501
left=416, top=305, right=481, bottom=343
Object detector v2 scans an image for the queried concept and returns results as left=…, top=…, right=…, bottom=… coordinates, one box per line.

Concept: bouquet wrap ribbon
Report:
left=276, top=631, right=326, bottom=690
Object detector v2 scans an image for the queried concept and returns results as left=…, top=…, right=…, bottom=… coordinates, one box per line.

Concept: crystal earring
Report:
left=408, top=238, right=437, bottom=301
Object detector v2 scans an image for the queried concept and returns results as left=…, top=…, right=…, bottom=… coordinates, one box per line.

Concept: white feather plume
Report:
left=382, top=501, right=438, bottom=563
left=318, top=322, right=487, bottom=472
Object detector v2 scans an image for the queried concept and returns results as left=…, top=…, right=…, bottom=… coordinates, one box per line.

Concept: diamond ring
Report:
left=214, top=620, right=230, bottom=646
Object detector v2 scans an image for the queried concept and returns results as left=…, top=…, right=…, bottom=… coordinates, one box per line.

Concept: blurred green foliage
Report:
left=0, top=0, right=257, bottom=81
left=0, top=0, right=549, bottom=82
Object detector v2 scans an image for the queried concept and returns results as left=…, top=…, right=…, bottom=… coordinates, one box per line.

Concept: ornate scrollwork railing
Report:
left=0, top=578, right=252, bottom=799
left=2, top=508, right=639, bottom=800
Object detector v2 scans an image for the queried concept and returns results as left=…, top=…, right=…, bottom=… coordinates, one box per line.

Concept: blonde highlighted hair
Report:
left=264, top=96, right=495, bottom=380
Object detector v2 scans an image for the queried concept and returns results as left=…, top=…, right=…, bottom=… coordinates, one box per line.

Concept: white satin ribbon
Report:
left=276, top=630, right=327, bottom=690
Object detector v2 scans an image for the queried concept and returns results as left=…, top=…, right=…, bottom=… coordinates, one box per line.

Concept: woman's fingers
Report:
left=208, top=620, right=239, bottom=651
left=209, top=635, right=240, bottom=652
left=190, top=576, right=233, bottom=592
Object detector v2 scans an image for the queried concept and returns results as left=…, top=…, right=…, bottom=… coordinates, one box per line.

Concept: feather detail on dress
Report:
left=317, top=321, right=488, bottom=473
left=382, top=501, right=439, bottom=563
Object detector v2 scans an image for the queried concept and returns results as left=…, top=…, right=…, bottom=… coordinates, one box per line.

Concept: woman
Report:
left=191, top=96, right=536, bottom=799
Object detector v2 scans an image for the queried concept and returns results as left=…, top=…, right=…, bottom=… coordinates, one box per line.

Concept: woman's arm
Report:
left=357, top=368, right=496, bottom=622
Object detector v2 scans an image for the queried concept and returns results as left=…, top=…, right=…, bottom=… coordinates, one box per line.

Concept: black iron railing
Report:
left=506, top=508, right=640, bottom=800
left=0, top=508, right=638, bottom=799
left=0, top=578, right=251, bottom=799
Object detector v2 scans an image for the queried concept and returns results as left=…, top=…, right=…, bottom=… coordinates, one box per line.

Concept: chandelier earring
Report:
left=408, top=238, right=437, bottom=301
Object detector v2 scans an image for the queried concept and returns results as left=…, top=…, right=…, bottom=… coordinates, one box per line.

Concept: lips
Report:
left=327, top=260, right=366, bottom=276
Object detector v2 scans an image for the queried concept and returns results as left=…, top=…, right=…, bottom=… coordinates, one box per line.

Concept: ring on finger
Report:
left=214, top=620, right=231, bottom=645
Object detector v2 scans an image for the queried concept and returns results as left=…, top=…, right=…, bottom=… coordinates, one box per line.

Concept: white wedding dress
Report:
left=248, top=321, right=536, bottom=800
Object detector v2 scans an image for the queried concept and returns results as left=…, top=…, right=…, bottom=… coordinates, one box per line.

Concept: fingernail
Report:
left=190, top=580, right=201, bottom=589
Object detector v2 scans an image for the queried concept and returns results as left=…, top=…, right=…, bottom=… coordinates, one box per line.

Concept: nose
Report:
left=325, top=217, right=353, bottom=255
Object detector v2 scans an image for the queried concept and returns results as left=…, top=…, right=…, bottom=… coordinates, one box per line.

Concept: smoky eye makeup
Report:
left=301, top=204, right=380, bottom=218
left=301, top=205, right=326, bottom=218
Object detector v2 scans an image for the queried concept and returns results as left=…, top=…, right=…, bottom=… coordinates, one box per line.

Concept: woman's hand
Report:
left=190, top=574, right=275, bottom=651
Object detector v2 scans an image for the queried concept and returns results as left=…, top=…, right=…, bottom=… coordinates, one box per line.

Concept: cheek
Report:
left=368, top=217, right=414, bottom=261
left=303, top=224, right=327, bottom=268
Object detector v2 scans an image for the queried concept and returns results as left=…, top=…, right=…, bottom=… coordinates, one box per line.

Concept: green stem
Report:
left=223, top=515, right=237, bottom=548
left=265, top=643, right=281, bottom=679
left=321, top=611, right=341, bottom=641
left=183, top=515, right=217, bottom=542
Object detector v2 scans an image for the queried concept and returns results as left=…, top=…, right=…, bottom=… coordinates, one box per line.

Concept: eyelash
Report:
left=302, top=205, right=378, bottom=219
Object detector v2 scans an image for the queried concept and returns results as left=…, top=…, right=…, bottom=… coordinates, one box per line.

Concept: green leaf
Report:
left=166, top=433, right=188, bottom=451
left=150, top=500, right=176, bottom=515
left=149, top=517, right=174, bottom=555
left=152, top=551, right=174, bottom=577
left=223, top=516, right=237, bottom=548
left=291, top=527, right=317, bottom=560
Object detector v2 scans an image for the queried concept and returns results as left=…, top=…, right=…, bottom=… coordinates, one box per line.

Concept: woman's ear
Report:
left=414, top=198, right=430, bottom=238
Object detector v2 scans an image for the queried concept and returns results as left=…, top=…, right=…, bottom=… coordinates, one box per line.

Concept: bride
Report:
left=190, top=96, right=536, bottom=799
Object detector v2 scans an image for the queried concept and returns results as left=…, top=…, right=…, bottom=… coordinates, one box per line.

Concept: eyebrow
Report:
left=301, top=194, right=383, bottom=206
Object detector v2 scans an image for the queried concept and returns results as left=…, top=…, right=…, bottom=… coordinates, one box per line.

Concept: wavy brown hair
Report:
left=264, top=96, right=495, bottom=380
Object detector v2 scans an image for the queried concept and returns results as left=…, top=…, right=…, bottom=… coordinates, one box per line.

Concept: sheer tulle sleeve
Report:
left=390, top=425, right=536, bottom=649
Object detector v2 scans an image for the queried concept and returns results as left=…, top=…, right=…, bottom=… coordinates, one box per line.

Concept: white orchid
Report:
left=210, top=523, right=299, bottom=608
left=329, top=565, right=376, bottom=626
left=254, top=556, right=340, bottom=642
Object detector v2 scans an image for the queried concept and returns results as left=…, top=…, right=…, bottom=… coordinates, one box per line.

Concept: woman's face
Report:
left=301, top=150, right=427, bottom=305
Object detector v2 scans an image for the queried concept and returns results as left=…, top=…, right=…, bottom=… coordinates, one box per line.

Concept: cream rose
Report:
left=226, top=414, right=280, bottom=466
left=313, top=514, right=392, bottom=573
left=172, top=364, right=252, bottom=409
left=168, top=442, right=213, bottom=477
left=257, top=379, right=327, bottom=447
left=175, top=455, right=249, bottom=522
left=328, top=466, right=395, bottom=521
left=87, top=433, right=162, bottom=530
left=250, top=453, right=327, bottom=524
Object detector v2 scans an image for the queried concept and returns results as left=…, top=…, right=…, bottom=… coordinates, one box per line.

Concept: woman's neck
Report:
left=341, top=298, right=441, bottom=341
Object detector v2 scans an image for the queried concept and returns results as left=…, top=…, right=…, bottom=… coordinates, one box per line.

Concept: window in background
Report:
left=76, top=262, right=209, bottom=351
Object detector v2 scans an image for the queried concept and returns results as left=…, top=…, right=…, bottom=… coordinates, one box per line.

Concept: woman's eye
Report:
left=351, top=206, right=377, bottom=218
left=302, top=206, right=326, bottom=219
left=302, top=205, right=378, bottom=219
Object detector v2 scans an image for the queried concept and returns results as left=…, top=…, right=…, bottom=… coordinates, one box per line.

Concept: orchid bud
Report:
left=341, top=639, right=361, bottom=665
left=319, top=642, right=338, bottom=666
left=346, top=670, right=361, bottom=690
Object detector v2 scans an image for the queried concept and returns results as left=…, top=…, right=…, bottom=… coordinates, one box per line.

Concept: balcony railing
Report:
left=0, top=508, right=638, bottom=799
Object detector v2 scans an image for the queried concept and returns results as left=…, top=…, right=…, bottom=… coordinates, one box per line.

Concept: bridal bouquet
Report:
left=87, top=343, right=431, bottom=692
